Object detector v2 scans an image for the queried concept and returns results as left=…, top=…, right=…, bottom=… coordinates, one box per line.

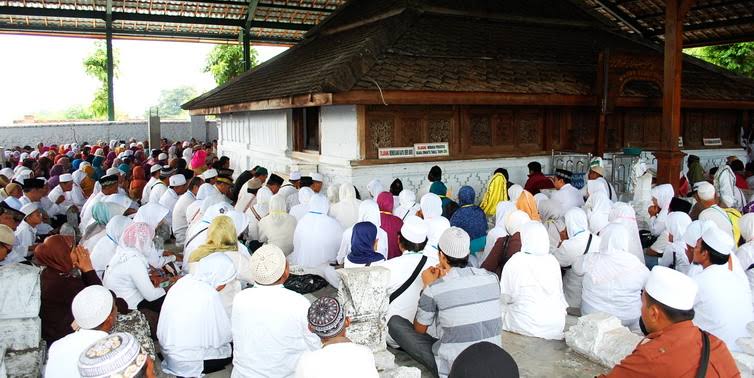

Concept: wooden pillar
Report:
left=656, top=0, right=694, bottom=192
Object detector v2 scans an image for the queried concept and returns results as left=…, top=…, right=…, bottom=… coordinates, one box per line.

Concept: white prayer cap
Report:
left=72, top=285, right=113, bottom=330
left=202, top=202, right=248, bottom=237
left=290, top=171, right=301, bottom=181
left=182, top=141, right=190, bottom=148
left=438, top=227, right=470, bottom=259
left=14, top=170, right=31, bottom=183
left=0, top=167, right=14, bottom=180
left=702, top=226, right=734, bottom=255
left=311, top=173, right=324, bottom=182
left=104, top=194, right=135, bottom=211
left=78, top=332, right=147, bottom=378
left=684, top=220, right=715, bottom=247
left=20, top=203, right=39, bottom=216
left=129, top=142, right=137, bottom=148
left=148, top=165, right=160, bottom=174
left=59, top=173, right=73, bottom=183
left=250, top=244, right=287, bottom=285
left=401, top=215, right=428, bottom=244
left=202, top=169, right=218, bottom=179
left=169, top=174, right=186, bottom=187
left=694, top=181, right=715, bottom=201
left=645, top=266, right=698, bottom=311
left=106, top=167, right=120, bottom=176
left=158, top=152, right=168, bottom=161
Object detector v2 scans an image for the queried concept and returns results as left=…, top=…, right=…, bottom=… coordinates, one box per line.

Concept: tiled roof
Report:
left=185, top=0, right=754, bottom=111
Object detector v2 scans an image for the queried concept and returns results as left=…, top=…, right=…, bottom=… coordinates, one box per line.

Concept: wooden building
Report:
left=184, top=0, right=754, bottom=196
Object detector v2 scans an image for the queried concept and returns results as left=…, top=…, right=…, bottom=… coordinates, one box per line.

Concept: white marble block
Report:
left=0, top=264, right=41, bottom=320
left=0, top=317, right=41, bottom=351
left=565, top=312, right=643, bottom=368
left=4, top=341, right=45, bottom=378
left=734, top=352, right=754, bottom=378
left=337, top=266, right=390, bottom=352
left=379, top=366, right=422, bottom=378
left=0, top=346, right=6, bottom=378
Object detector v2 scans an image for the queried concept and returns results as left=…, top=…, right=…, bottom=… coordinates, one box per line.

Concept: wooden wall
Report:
left=362, top=104, right=747, bottom=161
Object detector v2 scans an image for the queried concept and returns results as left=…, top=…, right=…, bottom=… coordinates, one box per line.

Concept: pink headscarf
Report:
left=190, top=149, right=208, bottom=170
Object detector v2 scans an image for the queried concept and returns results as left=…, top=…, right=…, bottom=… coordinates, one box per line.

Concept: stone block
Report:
left=379, top=366, right=422, bottom=378
left=4, top=341, right=45, bottom=378
left=373, top=349, right=396, bottom=371
left=734, top=352, right=754, bottom=378
left=565, top=312, right=643, bottom=368
left=0, top=317, right=41, bottom=351
left=746, top=322, right=754, bottom=336
left=0, top=346, right=6, bottom=378
left=738, top=337, right=754, bottom=356
left=337, top=266, right=390, bottom=352
left=0, top=264, right=41, bottom=320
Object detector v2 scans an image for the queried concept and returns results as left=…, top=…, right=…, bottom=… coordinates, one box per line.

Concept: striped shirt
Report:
left=416, top=267, right=502, bottom=378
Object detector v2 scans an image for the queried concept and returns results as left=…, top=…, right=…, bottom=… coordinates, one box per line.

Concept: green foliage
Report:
left=203, top=44, right=258, bottom=86
left=83, top=41, right=119, bottom=118
left=148, top=86, right=198, bottom=119
left=686, top=43, right=754, bottom=78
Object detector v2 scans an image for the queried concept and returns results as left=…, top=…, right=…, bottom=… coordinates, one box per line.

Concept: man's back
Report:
left=416, top=267, right=502, bottom=378
left=602, top=321, right=739, bottom=377
left=231, top=285, right=320, bottom=378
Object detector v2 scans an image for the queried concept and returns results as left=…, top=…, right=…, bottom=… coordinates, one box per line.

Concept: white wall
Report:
left=319, top=105, right=360, bottom=165
left=217, top=109, right=294, bottom=175
left=0, top=119, right=218, bottom=147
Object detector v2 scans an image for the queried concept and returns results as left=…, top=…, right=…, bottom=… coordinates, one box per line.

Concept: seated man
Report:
left=295, top=297, right=379, bottom=378
left=389, top=227, right=502, bottom=378
left=523, top=162, right=553, bottom=195
left=601, top=266, right=738, bottom=377
left=45, top=286, right=118, bottom=378
left=232, top=245, right=320, bottom=377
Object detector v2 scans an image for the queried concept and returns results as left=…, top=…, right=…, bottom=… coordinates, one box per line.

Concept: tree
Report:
left=687, top=43, right=754, bottom=78
left=204, top=44, right=258, bottom=86
left=83, top=41, right=119, bottom=118
left=148, top=86, right=198, bottom=119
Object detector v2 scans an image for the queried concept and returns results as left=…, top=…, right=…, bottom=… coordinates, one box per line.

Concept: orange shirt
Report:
left=601, top=321, right=740, bottom=378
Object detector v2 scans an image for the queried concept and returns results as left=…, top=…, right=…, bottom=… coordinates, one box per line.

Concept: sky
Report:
left=0, top=34, right=287, bottom=124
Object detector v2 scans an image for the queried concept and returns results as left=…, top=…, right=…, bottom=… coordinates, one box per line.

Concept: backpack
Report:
left=723, top=207, right=742, bottom=244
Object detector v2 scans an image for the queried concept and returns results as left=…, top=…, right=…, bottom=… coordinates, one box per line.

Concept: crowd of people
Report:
left=0, top=138, right=751, bottom=377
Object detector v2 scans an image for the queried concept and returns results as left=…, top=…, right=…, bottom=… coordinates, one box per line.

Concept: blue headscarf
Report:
left=450, top=186, right=487, bottom=239
left=92, top=156, right=105, bottom=180
left=71, top=159, right=82, bottom=172
left=91, top=202, right=113, bottom=225
left=347, top=222, right=384, bottom=265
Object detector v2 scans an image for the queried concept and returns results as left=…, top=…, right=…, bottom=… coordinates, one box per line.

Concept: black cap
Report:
left=180, top=169, right=195, bottom=181
left=267, top=173, right=284, bottom=186
left=254, top=167, right=268, bottom=177
left=22, top=178, right=45, bottom=189
left=216, top=168, right=234, bottom=184
left=160, top=167, right=176, bottom=179
left=0, top=201, right=25, bottom=222
left=99, top=174, right=119, bottom=186
left=669, top=197, right=692, bottom=214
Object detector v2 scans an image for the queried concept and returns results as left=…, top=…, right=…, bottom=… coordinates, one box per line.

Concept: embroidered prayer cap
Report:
left=645, top=266, right=698, bottom=311
left=249, top=244, right=286, bottom=285
left=308, top=296, right=346, bottom=338
left=401, top=215, right=428, bottom=244
left=555, top=169, right=573, bottom=180
left=72, top=285, right=113, bottom=330
left=438, top=227, right=470, bottom=259
left=78, top=332, right=148, bottom=378
left=99, top=174, right=118, bottom=187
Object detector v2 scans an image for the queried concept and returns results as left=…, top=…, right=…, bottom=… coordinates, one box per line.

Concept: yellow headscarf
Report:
left=516, top=190, right=540, bottom=221
left=80, top=165, right=96, bottom=197
left=480, top=173, right=508, bottom=216
left=189, top=215, right=239, bottom=263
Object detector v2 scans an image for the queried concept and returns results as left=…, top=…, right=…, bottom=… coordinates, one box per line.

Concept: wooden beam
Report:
left=591, top=0, right=645, bottom=36
left=656, top=0, right=695, bottom=191
left=615, top=97, right=754, bottom=109
left=188, top=93, right=333, bottom=115
left=332, top=90, right=599, bottom=107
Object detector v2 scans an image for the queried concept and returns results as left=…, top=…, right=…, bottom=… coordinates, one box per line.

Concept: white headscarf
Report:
left=367, top=179, right=384, bottom=199
left=182, top=148, right=193, bottom=162
left=584, top=224, right=645, bottom=284
left=420, top=193, right=450, bottom=248
left=358, top=200, right=381, bottom=227
left=90, top=215, right=133, bottom=276
left=483, top=201, right=517, bottom=258
left=608, top=202, right=645, bottom=264
left=650, top=184, right=675, bottom=236
left=508, top=185, right=524, bottom=203
left=520, top=221, right=549, bottom=256
left=106, top=222, right=155, bottom=270
left=660, top=211, right=692, bottom=268
left=586, top=191, right=612, bottom=235
left=741, top=213, right=754, bottom=243
left=290, top=194, right=344, bottom=267
left=134, top=202, right=169, bottom=231
left=252, top=186, right=272, bottom=218
left=72, top=161, right=91, bottom=185
left=327, top=184, right=340, bottom=204
left=534, top=193, right=549, bottom=208
left=564, top=207, right=589, bottom=239
left=394, top=190, right=420, bottom=220
left=157, top=253, right=233, bottom=371
left=330, top=184, right=361, bottom=229
left=539, top=199, right=564, bottom=253
left=505, top=210, right=531, bottom=235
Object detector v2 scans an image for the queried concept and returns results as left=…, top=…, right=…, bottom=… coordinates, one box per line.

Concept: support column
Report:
left=105, top=9, right=115, bottom=121
left=243, top=30, right=251, bottom=71
left=656, top=0, right=694, bottom=191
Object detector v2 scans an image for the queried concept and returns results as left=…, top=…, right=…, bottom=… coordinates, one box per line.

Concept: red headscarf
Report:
left=377, top=192, right=404, bottom=259
left=35, top=235, right=75, bottom=274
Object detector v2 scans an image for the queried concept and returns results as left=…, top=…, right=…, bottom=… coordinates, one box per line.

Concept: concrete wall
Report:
left=0, top=118, right=218, bottom=147
left=217, top=106, right=747, bottom=199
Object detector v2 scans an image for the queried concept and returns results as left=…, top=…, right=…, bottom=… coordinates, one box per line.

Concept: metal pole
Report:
left=243, top=30, right=251, bottom=71
left=106, top=15, right=115, bottom=121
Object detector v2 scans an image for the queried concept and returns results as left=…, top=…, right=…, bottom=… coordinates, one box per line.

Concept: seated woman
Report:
left=103, top=222, right=175, bottom=313
left=38, top=235, right=127, bottom=345
left=290, top=195, right=344, bottom=287
left=158, top=253, right=235, bottom=377
left=377, top=192, right=403, bottom=259
left=552, top=208, right=600, bottom=309
left=188, top=215, right=254, bottom=316
left=500, top=222, right=567, bottom=340
left=258, top=194, right=297, bottom=256
left=449, top=186, right=487, bottom=257
left=481, top=210, right=530, bottom=278
left=345, top=222, right=385, bottom=268
left=89, top=215, right=133, bottom=279
left=430, top=182, right=458, bottom=219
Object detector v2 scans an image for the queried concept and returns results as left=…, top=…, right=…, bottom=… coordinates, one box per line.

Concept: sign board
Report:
left=378, top=147, right=415, bottom=159
left=414, top=142, right=449, bottom=157
left=703, top=138, right=722, bottom=146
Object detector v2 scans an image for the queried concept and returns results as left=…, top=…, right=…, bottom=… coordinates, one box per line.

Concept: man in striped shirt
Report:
left=388, top=227, right=504, bottom=378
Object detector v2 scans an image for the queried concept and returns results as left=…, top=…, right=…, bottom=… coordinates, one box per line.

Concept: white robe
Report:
left=736, top=242, right=754, bottom=310
left=148, top=181, right=168, bottom=204
left=171, top=191, right=196, bottom=245
left=330, top=185, right=361, bottom=230
left=290, top=195, right=343, bottom=287
left=550, top=184, right=584, bottom=212
left=693, top=264, right=754, bottom=353
left=141, top=176, right=159, bottom=204
left=45, top=329, right=108, bottom=378
left=553, top=208, right=601, bottom=309
left=158, top=188, right=179, bottom=227
left=258, top=194, right=297, bottom=255
left=715, top=165, right=745, bottom=210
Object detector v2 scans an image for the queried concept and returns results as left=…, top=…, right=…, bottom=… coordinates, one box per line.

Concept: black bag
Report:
left=284, top=274, right=329, bottom=294
left=639, top=230, right=657, bottom=249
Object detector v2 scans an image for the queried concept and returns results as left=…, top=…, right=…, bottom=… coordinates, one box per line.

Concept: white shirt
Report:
left=103, top=257, right=165, bottom=309
left=45, top=329, right=108, bottom=378
left=550, top=184, right=585, bottom=212
left=500, top=252, right=568, bottom=340
left=259, top=215, right=297, bottom=256
left=158, top=188, right=179, bottom=226
left=295, top=342, right=378, bottom=378
left=48, top=185, right=86, bottom=215
left=171, top=191, right=195, bottom=245
left=148, top=181, right=167, bottom=204
left=14, top=221, right=36, bottom=258
left=231, top=285, right=320, bottom=378
left=693, top=263, right=754, bottom=353
left=553, top=232, right=601, bottom=308
left=699, top=206, right=734, bottom=239
left=142, top=177, right=158, bottom=204
left=737, top=242, right=754, bottom=310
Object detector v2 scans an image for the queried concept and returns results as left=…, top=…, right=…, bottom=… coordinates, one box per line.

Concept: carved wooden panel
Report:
left=493, top=111, right=515, bottom=146
left=368, top=117, right=395, bottom=152
left=401, top=118, right=423, bottom=146
left=428, top=118, right=450, bottom=143
left=517, top=110, right=543, bottom=147
left=684, top=111, right=704, bottom=147
left=470, top=114, right=492, bottom=146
